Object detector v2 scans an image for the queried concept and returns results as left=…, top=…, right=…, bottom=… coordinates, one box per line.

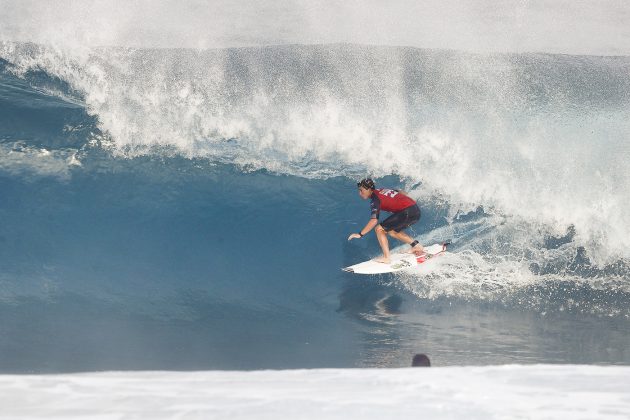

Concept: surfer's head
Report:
left=357, top=178, right=375, bottom=199
left=411, top=353, right=431, bottom=367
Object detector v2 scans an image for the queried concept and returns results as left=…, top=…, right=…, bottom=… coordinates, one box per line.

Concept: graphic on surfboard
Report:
left=342, top=243, right=449, bottom=275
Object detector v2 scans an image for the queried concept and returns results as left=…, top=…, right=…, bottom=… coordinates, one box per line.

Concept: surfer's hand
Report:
left=348, top=233, right=362, bottom=241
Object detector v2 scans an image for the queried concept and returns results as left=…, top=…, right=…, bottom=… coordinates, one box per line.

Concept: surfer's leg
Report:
left=407, top=240, right=425, bottom=255
left=382, top=205, right=424, bottom=254
left=373, top=225, right=391, bottom=264
left=388, top=229, right=413, bottom=244
left=388, top=230, right=425, bottom=254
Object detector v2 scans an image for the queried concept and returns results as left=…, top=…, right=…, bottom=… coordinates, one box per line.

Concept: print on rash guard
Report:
left=370, top=189, right=416, bottom=219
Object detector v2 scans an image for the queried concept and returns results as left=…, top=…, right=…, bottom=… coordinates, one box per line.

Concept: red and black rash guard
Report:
left=370, top=189, right=416, bottom=219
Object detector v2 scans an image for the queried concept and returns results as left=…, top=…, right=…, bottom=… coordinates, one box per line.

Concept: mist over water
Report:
left=1, top=1, right=630, bottom=371
left=2, top=0, right=630, bottom=55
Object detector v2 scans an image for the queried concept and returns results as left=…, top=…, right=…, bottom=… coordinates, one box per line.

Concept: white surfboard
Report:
left=342, top=243, right=448, bottom=275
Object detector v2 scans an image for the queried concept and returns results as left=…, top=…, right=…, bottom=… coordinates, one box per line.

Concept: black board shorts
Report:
left=380, top=204, right=421, bottom=233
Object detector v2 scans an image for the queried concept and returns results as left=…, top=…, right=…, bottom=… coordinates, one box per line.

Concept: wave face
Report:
left=1, top=43, right=630, bottom=371
left=3, top=42, right=630, bottom=262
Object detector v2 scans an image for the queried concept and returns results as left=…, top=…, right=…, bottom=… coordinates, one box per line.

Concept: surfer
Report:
left=348, top=178, right=424, bottom=264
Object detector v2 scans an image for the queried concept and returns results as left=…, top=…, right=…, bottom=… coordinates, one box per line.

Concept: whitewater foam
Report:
left=0, top=142, right=81, bottom=180
left=2, top=366, right=630, bottom=419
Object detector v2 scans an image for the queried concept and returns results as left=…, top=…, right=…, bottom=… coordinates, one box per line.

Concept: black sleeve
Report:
left=370, top=195, right=380, bottom=219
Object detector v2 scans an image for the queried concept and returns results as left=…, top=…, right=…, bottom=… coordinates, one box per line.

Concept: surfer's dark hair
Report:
left=412, top=353, right=431, bottom=367
left=357, top=178, right=375, bottom=190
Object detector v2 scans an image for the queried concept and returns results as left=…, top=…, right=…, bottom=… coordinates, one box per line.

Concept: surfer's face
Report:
left=358, top=186, right=372, bottom=199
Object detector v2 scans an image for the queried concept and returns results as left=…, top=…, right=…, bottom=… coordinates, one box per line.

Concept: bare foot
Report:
left=406, top=244, right=425, bottom=255
left=372, top=255, right=391, bottom=264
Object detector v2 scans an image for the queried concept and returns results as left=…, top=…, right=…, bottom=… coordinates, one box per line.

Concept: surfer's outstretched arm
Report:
left=347, top=218, right=378, bottom=241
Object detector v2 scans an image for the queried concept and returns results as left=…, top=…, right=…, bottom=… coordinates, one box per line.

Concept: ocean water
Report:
left=1, top=2, right=630, bottom=373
